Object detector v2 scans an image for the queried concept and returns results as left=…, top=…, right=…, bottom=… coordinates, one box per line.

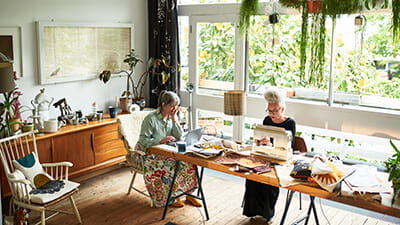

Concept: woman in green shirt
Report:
left=135, top=91, right=201, bottom=208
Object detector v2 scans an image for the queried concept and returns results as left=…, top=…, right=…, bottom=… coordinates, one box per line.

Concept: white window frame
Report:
left=178, top=3, right=400, bottom=142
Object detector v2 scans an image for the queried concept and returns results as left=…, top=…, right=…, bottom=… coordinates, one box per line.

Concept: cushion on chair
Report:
left=12, top=152, right=53, bottom=188
left=30, top=180, right=80, bottom=204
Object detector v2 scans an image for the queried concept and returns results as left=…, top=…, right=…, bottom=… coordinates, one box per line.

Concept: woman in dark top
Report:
left=242, top=87, right=296, bottom=223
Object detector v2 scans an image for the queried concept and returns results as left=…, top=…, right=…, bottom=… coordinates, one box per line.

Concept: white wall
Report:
left=0, top=0, right=147, bottom=119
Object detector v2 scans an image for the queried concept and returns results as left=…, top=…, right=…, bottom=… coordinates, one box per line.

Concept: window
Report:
left=178, top=2, right=400, bottom=158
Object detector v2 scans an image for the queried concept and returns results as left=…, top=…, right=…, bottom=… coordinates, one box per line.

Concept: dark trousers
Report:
left=242, top=179, right=279, bottom=221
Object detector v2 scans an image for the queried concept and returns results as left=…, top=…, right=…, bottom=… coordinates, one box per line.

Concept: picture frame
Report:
left=0, top=26, right=23, bottom=78
left=36, top=21, right=134, bottom=85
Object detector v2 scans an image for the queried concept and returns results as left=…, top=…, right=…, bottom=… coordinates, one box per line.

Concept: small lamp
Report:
left=0, top=62, right=16, bottom=93
left=224, top=90, right=246, bottom=116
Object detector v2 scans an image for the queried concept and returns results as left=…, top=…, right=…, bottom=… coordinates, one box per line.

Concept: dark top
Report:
left=242, top=115, right=296, bottom=220
left=263, top=116, right=296, bottom=148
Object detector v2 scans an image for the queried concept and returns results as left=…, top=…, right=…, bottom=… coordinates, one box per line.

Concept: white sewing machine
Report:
left=250, top=124, right=292, bottom=161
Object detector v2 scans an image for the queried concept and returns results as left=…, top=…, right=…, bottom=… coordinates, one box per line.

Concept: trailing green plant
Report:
left=384, top=139, right=400, bottom=205
left=239, top=0, right=259, bottom=36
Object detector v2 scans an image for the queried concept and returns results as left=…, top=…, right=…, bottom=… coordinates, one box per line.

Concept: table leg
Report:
left=196, top=166, right=204, bottom=196
left=280, top=190, right=295, bottom=225
left=195, top=165, right=210, bottom=220
left=162, top=160, right=181, bottom=220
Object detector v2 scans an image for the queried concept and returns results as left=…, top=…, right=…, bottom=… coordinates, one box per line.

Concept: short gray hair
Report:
left=263, top=87, right=286, bottom=107
left=158, top=90, right=180, bottom=107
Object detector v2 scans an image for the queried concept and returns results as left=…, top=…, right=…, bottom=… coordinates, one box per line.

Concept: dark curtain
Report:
left=148, top=0, right=181, bottom=108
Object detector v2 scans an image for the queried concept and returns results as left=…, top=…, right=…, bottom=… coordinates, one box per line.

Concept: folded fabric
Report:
left=30, top=180, right=65, bottom=195
left=290, top=160, right=312, bottom=180
left=311, top=157, right=347, bottom=192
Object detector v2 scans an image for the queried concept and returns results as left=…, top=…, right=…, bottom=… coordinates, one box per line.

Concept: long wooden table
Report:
left=149, top=145, right=400, bottom=220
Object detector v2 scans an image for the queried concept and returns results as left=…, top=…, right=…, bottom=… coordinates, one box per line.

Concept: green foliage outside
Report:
left=195, top=13, right=400, bottom=99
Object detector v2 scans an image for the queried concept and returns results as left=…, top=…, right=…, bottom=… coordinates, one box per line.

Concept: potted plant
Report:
left=384, top=140, right=400, bottom=205
left=99, top=49, right=143, bottom=112
left=239, top=0, right=260, bottom=35
left=0, top=87, right=23, bottom=137
left=100, top=49, right=180, bottom=111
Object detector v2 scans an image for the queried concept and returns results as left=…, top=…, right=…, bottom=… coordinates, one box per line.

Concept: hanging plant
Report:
left=392, top=0, right=400, bottom=46
left=239, top=0, right=260, bottom=36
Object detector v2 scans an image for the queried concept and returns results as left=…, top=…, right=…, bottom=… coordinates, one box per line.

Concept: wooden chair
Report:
left=0, top=131, right=82, bottom=225
left=117, top=111, right=152, bottom=205
left=294, top=136, right=308, bottom=153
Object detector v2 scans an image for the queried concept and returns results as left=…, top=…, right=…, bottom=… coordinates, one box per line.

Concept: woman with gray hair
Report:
left=242, top=86, right=296, bottom=223
left=135, top=90, right=202, bottom=208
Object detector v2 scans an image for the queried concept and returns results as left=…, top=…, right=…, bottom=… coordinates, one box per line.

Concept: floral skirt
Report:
left=142, top=153, right=198, bottom=208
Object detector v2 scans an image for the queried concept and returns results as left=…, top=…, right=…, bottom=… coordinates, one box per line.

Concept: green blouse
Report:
left=138, top=108, right=183, bottom=151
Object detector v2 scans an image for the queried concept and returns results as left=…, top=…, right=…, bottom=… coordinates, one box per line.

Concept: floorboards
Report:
left=21, top=167, right=400, bottom=225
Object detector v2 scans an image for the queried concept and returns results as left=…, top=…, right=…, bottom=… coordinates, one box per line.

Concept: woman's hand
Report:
left=160, top=136, right=177, bottom=144
left=170, top=106, right=179, bottom=122
left=254, top=136, right=272, bottom=146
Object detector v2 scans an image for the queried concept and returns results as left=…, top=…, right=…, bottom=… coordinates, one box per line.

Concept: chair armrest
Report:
left=128, top=149, right=145, bottom=156
left=42, top=162, right=73, bottom=167
left=41, top=162, right=73, bottom=180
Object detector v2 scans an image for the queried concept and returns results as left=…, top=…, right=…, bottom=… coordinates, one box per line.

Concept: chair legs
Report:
left=128, top=171, right=138, bottom=195
left=127, top=169, right=153, bottom=207
left=69, top=196, right=82, bottom=224
left=41, top=210, right=46, bottom=225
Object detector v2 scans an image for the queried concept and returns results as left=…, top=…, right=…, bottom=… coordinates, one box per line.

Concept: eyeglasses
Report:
left=265, top=109, right=280, bottom=114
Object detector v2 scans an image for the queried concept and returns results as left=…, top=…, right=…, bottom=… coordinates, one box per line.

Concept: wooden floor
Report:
left=23, top=166, right=400, bottom=225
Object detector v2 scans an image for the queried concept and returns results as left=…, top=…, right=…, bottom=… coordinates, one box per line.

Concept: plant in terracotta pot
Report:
left=99, top=49, right=143, bottom=112
left=384, top=140, right=400, bottom=205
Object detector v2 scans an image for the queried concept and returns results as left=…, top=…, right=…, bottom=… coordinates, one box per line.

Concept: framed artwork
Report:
left=36, top=21, right=134, bottom=84
left=0, top=27, right=23, bottom=78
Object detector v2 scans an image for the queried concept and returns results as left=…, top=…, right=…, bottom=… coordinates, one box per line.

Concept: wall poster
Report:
left=37, top=21, right=133, bottom=84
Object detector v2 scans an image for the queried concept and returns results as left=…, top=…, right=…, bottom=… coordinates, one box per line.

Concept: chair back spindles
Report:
left=0, top=131, right=38, bottom=175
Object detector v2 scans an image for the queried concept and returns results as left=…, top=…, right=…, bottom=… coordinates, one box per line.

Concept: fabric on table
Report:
left=275, top=164, right=304, bottom=187
left=214, top=151, right=270, bottom=168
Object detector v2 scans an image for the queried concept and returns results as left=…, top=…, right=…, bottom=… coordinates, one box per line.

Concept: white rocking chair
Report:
left=0, top=131, right=82, bottom=225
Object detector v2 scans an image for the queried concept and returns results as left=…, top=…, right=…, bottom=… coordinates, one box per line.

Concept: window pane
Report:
left=178, top=16, right=189, bottom=89
left=334, top=13, right=400, bottom=109
left=247, top=14, right=329, bottom=102
left=197, top=22, right=235, bottom=95
left=197, top=109, right=232, bottom=139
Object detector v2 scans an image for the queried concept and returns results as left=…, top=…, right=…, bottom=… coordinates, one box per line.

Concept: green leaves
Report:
left=385, top=139, right=400, bottom=205
left=98, top=70, right=112, bottom=84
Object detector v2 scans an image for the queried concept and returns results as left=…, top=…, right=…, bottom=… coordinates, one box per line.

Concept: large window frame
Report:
left=178, top=3, right=400, bottom=143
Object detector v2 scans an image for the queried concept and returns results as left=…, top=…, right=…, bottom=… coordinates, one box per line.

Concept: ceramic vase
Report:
left=119, top=97, right=132, bottom=113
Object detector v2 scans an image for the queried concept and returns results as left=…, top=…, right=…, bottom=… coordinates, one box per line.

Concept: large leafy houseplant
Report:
left=99, top=49, right=143, bottom=98
left=384, top=140, right=400, bottom=205
left=99, top=49, right=180, bottom=110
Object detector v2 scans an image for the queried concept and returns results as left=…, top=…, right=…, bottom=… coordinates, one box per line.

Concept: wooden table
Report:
left=150, top=145, right=400, bottom=221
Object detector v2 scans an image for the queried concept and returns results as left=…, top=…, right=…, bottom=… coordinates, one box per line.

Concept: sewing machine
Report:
left=250, top=124, right=292, bottom=161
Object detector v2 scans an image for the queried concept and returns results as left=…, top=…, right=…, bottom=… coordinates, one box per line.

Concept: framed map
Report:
left=37, top=21, right=133, bottom=84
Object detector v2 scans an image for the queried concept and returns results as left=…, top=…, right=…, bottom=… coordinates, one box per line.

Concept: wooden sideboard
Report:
left=1, top=118, right=126, bottom=198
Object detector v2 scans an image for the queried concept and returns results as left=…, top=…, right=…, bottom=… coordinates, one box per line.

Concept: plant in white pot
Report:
left=384, top=140, right=400, bottom=205
left=99, top=49, right=143, bottom=112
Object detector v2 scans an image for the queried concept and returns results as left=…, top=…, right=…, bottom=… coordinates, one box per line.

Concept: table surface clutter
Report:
left=149, top=138, right=400, bottom=219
